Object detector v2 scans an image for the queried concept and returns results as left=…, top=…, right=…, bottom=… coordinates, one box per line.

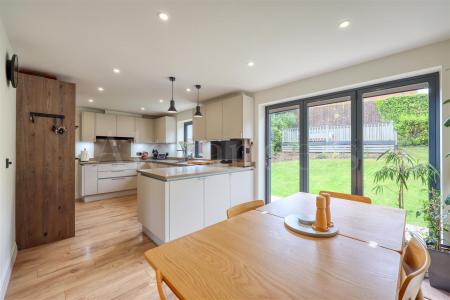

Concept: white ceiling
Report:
left=1, top=0, right=450, bottom=115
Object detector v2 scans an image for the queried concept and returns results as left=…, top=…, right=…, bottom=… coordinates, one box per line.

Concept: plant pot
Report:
left=428, top=248, right=450, bottom=292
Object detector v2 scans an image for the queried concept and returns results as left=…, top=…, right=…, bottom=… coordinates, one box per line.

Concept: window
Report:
left=265, top=73, right=439, bottom=227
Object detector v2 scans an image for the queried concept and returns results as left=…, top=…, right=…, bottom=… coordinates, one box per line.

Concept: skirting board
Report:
left=82, top=189, right=136, bottom=202
left=0, top=243, right=17, bottom=300
left=142, top=226, right=164, bottom=246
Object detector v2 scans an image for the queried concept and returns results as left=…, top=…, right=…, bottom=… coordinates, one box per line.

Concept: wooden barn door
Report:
left=16, top=73, right=75, bottom=250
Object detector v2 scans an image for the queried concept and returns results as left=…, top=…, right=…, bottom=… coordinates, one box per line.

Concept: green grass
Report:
left=270, top=146, right=429, bottom=226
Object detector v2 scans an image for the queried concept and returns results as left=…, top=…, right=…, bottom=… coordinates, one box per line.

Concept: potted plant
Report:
left=416, top=188, right=450, bottom=291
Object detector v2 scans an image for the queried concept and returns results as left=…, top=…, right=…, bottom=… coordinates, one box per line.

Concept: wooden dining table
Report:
left=144, top=192, right=406, bottom=299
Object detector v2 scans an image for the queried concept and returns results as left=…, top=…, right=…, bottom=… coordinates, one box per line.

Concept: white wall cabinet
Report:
left=155, top=116, right=176, bottom=143
left=169, top=178, right=205, bottom=240
left=81, top=111, right=96, bottom=142
left=205, top=101, right=223, bottom=140
left=95, top=113, right=117, bottom=137
left=222, top=94, right=254, bottom=139
left=230, top=170, right=254, bottom=206
left=116, top=115, right=136, bottom=138
left=192, top=111, right=206, bottom=141
left=204, top=174, right=230, bottom=226
left=82, top=164, right=98, bottom=196
left=194, top=94, right=253, bottom=141
left=135, top=118, right=154, bottom=143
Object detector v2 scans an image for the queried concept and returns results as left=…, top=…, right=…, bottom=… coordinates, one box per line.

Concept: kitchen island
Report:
left=137, top=165, right=254, bottom=244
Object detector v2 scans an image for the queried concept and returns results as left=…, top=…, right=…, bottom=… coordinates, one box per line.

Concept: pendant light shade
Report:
left=167, top=76, right=177, bottom=113
left=193, top=84, right=203, bottom=118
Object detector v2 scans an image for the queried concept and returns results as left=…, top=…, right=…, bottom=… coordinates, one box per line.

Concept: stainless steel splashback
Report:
left=94, top=137, right=132, bottom=162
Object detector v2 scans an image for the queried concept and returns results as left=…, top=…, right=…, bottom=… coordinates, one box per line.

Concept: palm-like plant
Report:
left=373, top=147, right=438, bottom=209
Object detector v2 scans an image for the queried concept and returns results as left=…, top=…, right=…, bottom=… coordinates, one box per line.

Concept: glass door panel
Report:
left=308, top=97, right=352, bottom=194
left=267, top=106, right=300, bottom=202
left=362, top=83, right=430, bottom=227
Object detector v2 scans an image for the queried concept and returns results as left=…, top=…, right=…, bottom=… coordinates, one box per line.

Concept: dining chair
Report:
left=398, top=236, right=431, bottom=300
left=227, top=200, right=265, bottom=219
left=319, top=191, right=372, bottom=204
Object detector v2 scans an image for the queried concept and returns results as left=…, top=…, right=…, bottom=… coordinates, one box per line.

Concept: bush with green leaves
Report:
left=270, top=112, right=297, bottom=153
left=375, top=94, right=429, bottom=146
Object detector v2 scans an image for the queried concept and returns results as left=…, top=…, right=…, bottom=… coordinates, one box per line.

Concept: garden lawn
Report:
left=270, top=146, right=429, bottom=226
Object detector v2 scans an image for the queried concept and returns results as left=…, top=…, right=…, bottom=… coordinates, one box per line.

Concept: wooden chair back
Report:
left=399, top=236, right=430, bottom=300
left=319, top=191, right=372, bottom=204
left=227, top=200, right=265, bottom=219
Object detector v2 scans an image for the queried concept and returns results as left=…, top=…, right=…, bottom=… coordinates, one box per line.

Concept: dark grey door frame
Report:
left=265, top=72, right=440, bottom=203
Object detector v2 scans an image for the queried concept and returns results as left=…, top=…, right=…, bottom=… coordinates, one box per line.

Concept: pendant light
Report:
left=193, top=84, right=203, bottom=118
left=167, top=76, right=177, bottom=113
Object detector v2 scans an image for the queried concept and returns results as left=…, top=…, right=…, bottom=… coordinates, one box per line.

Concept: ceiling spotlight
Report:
left=88, top=99, right=94, bottom=103
left=186, top=88, right=191, bottom=92
left=339, top=20, right=351, bottom=29
left=247, top=61, right=255, bottom=67
left=97, top=87, right=104, bottom=92
left=113, top=68, right=121, bottom=74
left=158, top=12, right=169, bottom=21
left=140, top=107, right=145, bottom=111
left=159, top=99, right=164, bottom=103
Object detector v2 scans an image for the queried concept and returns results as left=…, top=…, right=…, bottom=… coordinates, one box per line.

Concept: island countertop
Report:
left=138, top=165, right=254, bottom=181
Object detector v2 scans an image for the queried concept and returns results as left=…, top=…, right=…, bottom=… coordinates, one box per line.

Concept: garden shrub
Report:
left=375, top=94, right=428, bottom=146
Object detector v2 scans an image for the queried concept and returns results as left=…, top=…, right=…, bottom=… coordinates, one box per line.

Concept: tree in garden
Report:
left=373, top=148, right=438, bottom=209
left=270, top=112, right=297, bottom=153
left=375, top=94, right=429, bottom=146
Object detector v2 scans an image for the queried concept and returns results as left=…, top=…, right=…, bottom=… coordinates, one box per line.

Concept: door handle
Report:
left=5, top=158, right=12, bottom=168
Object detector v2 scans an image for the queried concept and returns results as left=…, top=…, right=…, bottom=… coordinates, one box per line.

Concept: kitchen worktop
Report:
left=138, top=165, right=254, bottom=181
left=78, top=158, right=191, bottom=166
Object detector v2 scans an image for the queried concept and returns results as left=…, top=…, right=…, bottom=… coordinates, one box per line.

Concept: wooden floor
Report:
left=6, top=195, right=449, bottom=300
left=5, top=196, right=171, bottom=300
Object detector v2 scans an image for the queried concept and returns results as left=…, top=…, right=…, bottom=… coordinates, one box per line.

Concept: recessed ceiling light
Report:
left=158, top=12, right=169, bottom=21
left=159, top=99, right=164, bottom=103
left=97, top=87, right=104, bottom=92
left=339, top=20, right=351, bottom=29
left=247, top=61, right=255, bottom=67
left=186, top=88, right=191, bottom=92
left=113, top=68, right=120, bottom=74
left=140, top=107, right=145, bottom=111
left=88, top=99, right=94, bottom=103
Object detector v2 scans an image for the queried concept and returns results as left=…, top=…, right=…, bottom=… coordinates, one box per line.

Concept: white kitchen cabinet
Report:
left=155, top=116, right=176, bottom=143
left=222, top=94, right=254, bottom=140
left=97, top=162, right=137, bottom=171
left=230, top=170, right=254, bottom=206
left=135, top=118, right=154, bottom=143
left=81, top=111, right=96, bottom=142
left=205, top=101, right=223, bottom=140
left=192, top=109, right=206, bottom=141
left=138, top=175, right=169, bottom=244
left=82, top=164, right=98, bottom=196
left=116, top=115, right=136, bottom=138
left=204, top=174, right=230, bottom=226
left=95, top=113, right=117, bottom=136
left=98, top=176, right=137, bottom=193
left=169, top=178, right=204, bottom=240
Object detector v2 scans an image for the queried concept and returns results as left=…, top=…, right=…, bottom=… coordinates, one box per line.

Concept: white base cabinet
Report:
left=137, top=169, right=254, bottom=244
left=169, top=178, right=205, bottom=240
left=204, top=174, right=230, bottom=226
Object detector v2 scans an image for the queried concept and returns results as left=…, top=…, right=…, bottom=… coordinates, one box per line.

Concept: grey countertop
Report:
left=79, top=158, right=191, bottom=166
left=138, top=165, right=254, bottom=181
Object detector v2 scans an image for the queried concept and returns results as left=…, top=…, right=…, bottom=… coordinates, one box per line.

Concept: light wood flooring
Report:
left=5, top=196, right=173, bottom=300
left=5, top=196, right=449, bottom=300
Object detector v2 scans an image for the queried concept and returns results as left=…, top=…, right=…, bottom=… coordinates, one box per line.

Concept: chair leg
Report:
left=155, top=269, right=167, bottom=300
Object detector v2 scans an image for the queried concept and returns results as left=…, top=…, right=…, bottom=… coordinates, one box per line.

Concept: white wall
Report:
left=0, top=17, right=16, bottom=299
left=253, top=39, right=450, bottom=240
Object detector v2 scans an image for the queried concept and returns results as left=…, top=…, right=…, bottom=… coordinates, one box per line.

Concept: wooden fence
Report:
left=281, top=122, right=397, bottom=153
